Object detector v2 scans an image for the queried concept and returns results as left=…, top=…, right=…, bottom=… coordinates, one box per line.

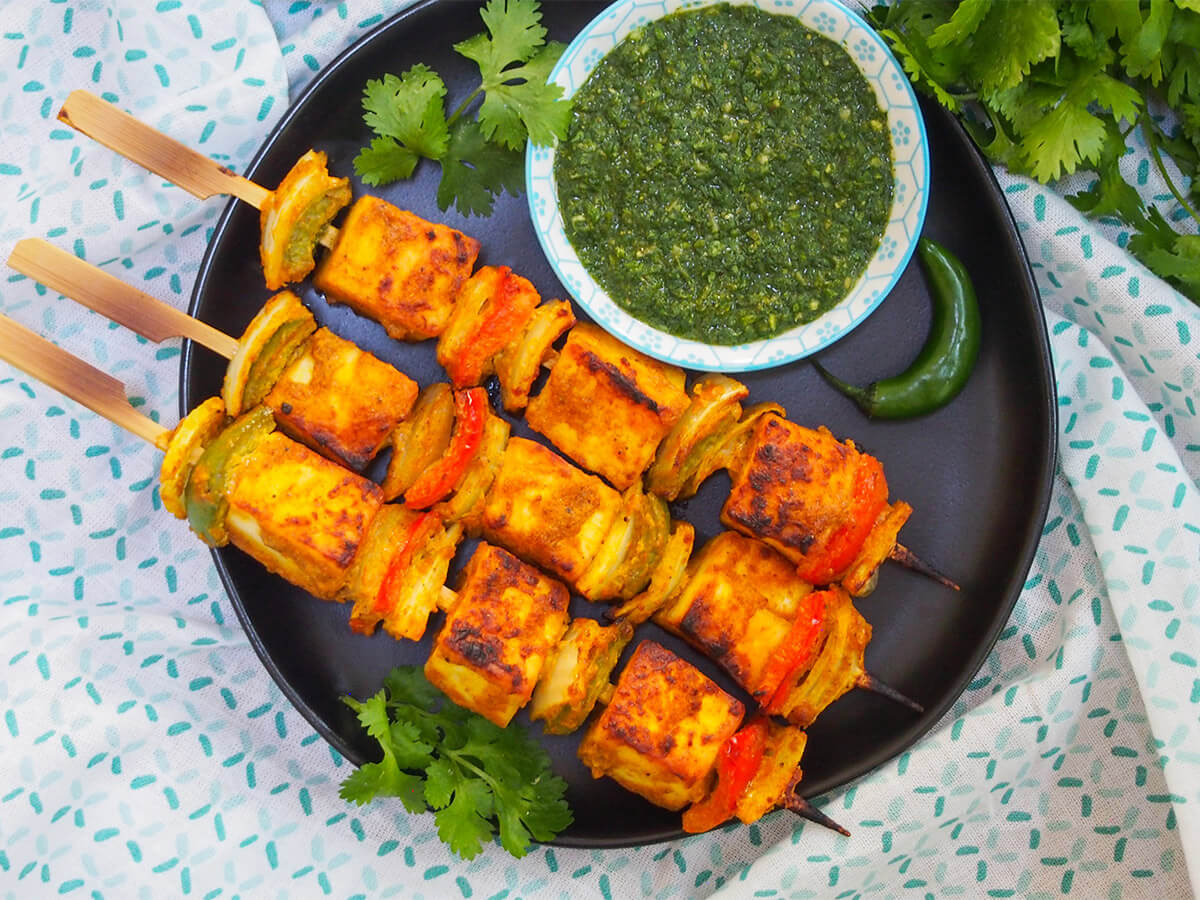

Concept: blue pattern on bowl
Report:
left=525, top=0, right=931, bottom=372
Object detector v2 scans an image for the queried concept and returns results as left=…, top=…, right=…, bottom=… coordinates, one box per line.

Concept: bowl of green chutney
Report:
left=527, top=0, right=930, bottom=372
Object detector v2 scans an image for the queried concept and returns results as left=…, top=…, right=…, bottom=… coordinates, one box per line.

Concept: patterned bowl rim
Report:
left=525, top=0, right=931, bottom=372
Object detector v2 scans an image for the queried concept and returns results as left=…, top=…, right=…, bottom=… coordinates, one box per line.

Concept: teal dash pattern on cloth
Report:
left=0, top=1, right=1198, bottom=898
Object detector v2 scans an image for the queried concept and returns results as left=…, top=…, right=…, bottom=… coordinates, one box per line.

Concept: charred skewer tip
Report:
left=857, top=672, right=924, bottom=715
left=889, top=543, right=960, bottom=591
left=783, top=794, right=851, bottom=837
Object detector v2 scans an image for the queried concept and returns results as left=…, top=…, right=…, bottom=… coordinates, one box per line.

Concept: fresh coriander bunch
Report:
left=353, top=0, right=571, bottom=217
left=339, top=666, right=573, bottom=860
left=866, top=0, right=1200, bottom=301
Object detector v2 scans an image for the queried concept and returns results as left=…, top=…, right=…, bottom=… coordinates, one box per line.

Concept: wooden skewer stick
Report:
left=58, top=90, right=270, bottom=208
left=856, top=672, right=924, bottom=715
left=57, top=90, right=337, bottom=248
left=8, top=239, right=240, bottom=359
left=782, top=793, right=852, bottom=837
left=0, top=314, right=170, bottom=450
left=888, top=542, right=960, bottom=591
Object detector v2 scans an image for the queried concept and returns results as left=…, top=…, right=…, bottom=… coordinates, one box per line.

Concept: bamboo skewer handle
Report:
left=59, top=90, right=338, bottom=250
left=0, top=314, right=170, bottom=449
left=58, top=90, right=271, bottom=209
left=7, top=239, right=240, bottom=360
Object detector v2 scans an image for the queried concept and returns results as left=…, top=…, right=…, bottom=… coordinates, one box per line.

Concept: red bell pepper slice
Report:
left=446, top=267, right=540, bottom=388
left=404, top=387, right=486, bottom=509
left=373, top=511, right=440, bottom=618
left=756, top=590, right=829, bottom=714
left=682, top=716, right=770, bottom=833
left=793, top=454, right=888, bottom=586
left=349, top=510, right=441, bottom=635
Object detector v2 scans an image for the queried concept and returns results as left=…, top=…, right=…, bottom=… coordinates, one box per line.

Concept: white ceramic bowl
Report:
left=526, top=0, right=930, bottom=372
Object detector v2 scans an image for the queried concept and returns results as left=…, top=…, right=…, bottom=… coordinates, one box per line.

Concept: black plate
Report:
left=183, top=0, right=1057, bottom=849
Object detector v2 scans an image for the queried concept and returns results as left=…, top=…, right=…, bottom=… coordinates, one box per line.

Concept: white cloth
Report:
left=0, top=2, right=1196, bottom=897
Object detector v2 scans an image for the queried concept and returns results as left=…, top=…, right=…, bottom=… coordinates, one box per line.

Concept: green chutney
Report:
left=554, top=3, right=894, bottom=345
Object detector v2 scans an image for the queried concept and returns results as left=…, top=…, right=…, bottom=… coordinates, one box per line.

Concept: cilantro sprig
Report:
left=865, top=0, right=1200, bottom=302
left=339, top=666, right=573, bottom=860
left=353, top=0, right=571, bottom=217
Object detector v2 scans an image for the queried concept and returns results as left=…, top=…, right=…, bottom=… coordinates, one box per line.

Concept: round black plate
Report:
left=183, top=0, right=1057, bottom=849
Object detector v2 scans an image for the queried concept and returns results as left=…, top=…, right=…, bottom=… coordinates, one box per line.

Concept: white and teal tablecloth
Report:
left=1, top=2, right=1197, bottom=897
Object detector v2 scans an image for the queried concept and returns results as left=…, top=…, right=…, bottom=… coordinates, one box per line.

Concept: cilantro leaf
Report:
left=339, top=760, right=427, bottom=811
left=353, top=137, right=419, bottom=186
left=350, top=0, right=568, bottom=214
left=422, top=757, right=460, bottom=810
left=456, top=0, right=549, bottom=73
left=1162, top=11, right=1200, bottom=106
left=1086, top=0, right=1144, bottom=46
left=338, top=692, right=428, bottom=812
left=437, top=120, right=524, bottom=217
left=1067, top=123, right=1149, bottom=223
left=514, top=772, right=573, bottom=843
left=877, top=27, right=965, bottom=112
left=455, top=0, right=571, bottom=151
left=339, top=666, right=572, bottom=860
left=1087, top=70, right=1144, bottom=124
left=474, top=43, right=571, bottom=150
left=927, top=0, right=993, bottom=50
left=361, top=66, right=450, bottom=161
left=1131, top=233, right=1200, bottom=293
left=1019, top=94, right=1108, bottom=181
left=1118, top=0, right=1174, bottom=84
left=963, top=103, right=1023, bottom=170
left=876, top=0, right=1200, bottom=305
left=384, top=665, right=443, bottom=709
left=966, top=0, right=1061, bottom=100
left=434, top=778, right=497, bottom=860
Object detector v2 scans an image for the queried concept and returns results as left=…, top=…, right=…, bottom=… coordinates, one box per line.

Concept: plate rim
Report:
left=181, top=0, right=1058, bottom=850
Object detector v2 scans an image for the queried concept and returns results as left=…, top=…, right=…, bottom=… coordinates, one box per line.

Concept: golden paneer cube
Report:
left=721, top=416, right=863, bottom=569
left=655, top=532, right=814, bottom=700
left=266, top=327, right=418, bottom=470
left=313, top=196, right=480, bottom=341
left=526, top=323, right=690, bottom=490
left=577, top=641, right=744, bottom=811
left=480, top=437, right=623, bottom=585
left=424, top=543, right=570, bottom=727
left=224, top=431, right=384, bottom=601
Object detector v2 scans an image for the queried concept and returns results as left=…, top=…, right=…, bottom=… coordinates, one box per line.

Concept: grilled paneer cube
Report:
left=480, top=437, right=622, bottom=585
left=526, top=323, right=690, bottom=490
left=578, top=641, right=745, bottom=811
left=722, top=415, right=908, bottom=586
left=424, top=543, right=570, bottom=728
left=313, top=196, right=480, bottom=341
left=655, top=531, right=815, bottom=701
left=265, top=327, right=418, bottom=470
left=223, top=431, right=383, bottom=600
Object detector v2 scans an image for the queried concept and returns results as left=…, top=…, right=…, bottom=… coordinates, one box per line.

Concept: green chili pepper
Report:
left=813, top=237, right=981, bottom=419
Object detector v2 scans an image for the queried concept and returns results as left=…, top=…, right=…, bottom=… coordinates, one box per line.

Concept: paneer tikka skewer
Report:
left=13, top=216, right=952, bottom=607
left=0, top=314, right=864, bottom=837
left=0, top=248, right=920, bottom=739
